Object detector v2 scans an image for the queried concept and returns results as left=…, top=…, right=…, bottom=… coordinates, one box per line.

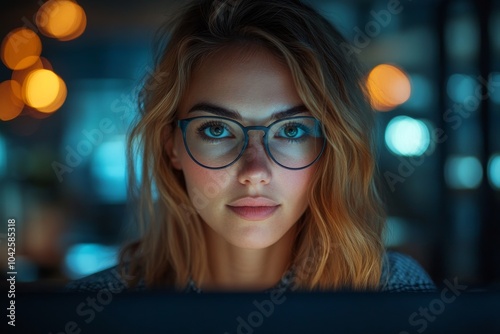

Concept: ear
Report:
left=166, top=131, right=182, bottom=170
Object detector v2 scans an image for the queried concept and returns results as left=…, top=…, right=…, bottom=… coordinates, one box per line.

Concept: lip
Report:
left=227, top=197, right=280, bottom=221
left=228, top=197, right=279, bottom=207
left=227, top=206, right=280, bottom=221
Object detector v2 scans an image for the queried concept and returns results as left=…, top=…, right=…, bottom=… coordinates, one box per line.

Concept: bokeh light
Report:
left=1, top=28, right=42, bottom=70
left=367, top=64, right=412, bottom=111
left=445, top=156, right=483, bottom=189
left=11, top=58, right=56, bottom=119
left=490, top=72, right=500, bottom=105
left=36, top=0, right=87, bottom=41
left=0, top=80, right=24, bottom=121
left=488, top=154, right=500, bottom=189
left=91, top=137, right=127, bottom=203
left=22, top=69, right=67, bottom=113
left=64, top=244, right=118, bottom=278
left=447, top=74, right=476, bottom=104
left=445, top=15, right=479, bottom=61
left=12, top=57, right=53, bottom=88
left=12, top=58, right=43, bottom=86
left=385, top=116, right=431, bottom=156
left=383, top=217, right=412, bottom=248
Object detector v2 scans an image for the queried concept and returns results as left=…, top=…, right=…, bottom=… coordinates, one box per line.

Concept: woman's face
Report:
left=169, top=45, right=318, bottom=249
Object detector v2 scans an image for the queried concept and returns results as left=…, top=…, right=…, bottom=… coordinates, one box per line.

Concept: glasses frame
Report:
left=177, top=115, right=326, bottom=170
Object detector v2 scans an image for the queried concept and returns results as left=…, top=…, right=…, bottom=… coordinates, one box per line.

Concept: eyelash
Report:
left=277, top=122, right=309, bottom=143
left=196, top=121, right=231, bottom=142
left=193, top=119, right=313, bottom=145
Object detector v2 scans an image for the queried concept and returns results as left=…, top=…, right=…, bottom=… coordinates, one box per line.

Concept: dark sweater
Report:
left=65, top=251, right=436, bottom=293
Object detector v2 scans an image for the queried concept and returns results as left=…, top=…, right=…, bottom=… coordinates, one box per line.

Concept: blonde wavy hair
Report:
left=121, top=0, right=386, bottom=291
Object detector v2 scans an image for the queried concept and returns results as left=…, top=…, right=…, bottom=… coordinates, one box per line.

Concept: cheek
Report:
left=182, top=160, right=231, bottom=203
left=175, top=137, right=233, bottom=207
left=280, top=168, right=315, bottom=197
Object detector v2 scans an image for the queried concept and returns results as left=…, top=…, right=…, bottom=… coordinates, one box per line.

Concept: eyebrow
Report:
left=187, top=103, right=309, bottom=121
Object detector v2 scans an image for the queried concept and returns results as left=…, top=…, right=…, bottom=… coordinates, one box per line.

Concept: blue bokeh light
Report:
left=445, top=156, right=483, bottom=189
left=64, top=243, right=119, bottom=279
left=447, top=74, right=476, bottom=105
left=488, top=154, right=500, bottom=189
left=91, top=136, right=127, bottom=203
left=490, top=72, right=500, bottom=105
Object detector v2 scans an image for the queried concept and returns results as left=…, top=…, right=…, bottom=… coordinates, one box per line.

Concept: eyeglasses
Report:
left=177, top=116, right=325, bottom=170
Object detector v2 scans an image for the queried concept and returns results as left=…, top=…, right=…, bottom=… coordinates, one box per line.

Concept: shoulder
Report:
left=65, top=264, right=146, bottom=293
left=380, top=251, right=437, bottom=292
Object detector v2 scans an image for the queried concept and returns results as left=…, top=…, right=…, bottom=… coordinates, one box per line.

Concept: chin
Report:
left=226, top=234, right=281, bottom=250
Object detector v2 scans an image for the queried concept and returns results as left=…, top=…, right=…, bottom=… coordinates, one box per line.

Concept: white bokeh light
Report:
left=385, top=116, right=431, bottom=156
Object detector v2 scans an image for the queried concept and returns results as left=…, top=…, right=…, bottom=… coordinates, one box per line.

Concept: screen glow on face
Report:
left=170, top=44, right=320, bottom=250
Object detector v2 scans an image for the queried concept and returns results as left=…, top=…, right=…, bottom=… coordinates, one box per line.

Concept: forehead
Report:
left=178, top=44, right=304, bottom=122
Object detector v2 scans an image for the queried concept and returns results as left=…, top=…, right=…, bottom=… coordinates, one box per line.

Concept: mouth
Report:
left=227, top=205, right=280, bottom=221
left=227, top=197, right=280, bottom=221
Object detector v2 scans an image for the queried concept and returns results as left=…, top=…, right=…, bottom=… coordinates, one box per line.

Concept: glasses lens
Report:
left=184, top=117, right=244, bottom=168
left=182, top=116, right=324, bottom=169
left=268, top=117, right=324, bottom=169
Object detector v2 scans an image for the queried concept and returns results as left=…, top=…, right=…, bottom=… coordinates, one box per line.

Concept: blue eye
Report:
left=276, top=123, right=308, bottom=140
left=197, top=121, right=232, bottom=140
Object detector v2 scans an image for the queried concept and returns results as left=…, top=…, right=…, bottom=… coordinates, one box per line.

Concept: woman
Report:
left=67, top=0, right=435, bottom=293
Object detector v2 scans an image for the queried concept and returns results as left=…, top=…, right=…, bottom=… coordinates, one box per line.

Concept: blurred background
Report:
left=0, top=0, right=499, bottom=288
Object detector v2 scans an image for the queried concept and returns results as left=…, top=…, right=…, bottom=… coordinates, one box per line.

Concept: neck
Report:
left=199, top=224, right=296, bottom=291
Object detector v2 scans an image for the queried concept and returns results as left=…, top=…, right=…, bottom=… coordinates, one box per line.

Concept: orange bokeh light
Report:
left=1, top=28, right=42, bottom=70
left=12, top=57, right=53, bottom=87
left=22, top=69, right=67, bottom=113
left=0, top=80, right=24, bottom=121
left=367, top=64, right=412, bottom=112
left=36, top=0, right=87, bottom=41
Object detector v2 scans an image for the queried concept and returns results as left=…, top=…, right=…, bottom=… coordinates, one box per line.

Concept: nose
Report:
left=236, top=131, right=272, bottom=186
